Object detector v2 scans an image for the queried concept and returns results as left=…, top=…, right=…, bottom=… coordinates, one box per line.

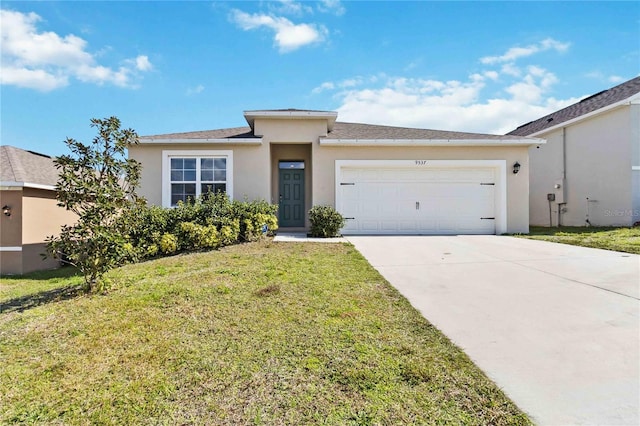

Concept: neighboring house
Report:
left=508, top=76, right=640, bottom=227
left=131, top=109, right=542, bottom=235
left=0, top=146, right=76, bottom=275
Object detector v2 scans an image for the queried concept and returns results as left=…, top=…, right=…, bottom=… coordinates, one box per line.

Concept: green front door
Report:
left=279, top=168, right=305, bottom=227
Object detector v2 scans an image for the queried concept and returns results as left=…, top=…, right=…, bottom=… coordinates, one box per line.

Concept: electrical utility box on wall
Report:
left=554, top=179, right=566, bottom=204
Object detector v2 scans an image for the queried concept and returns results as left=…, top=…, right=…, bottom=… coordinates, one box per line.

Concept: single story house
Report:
left=508, top=76, right=640, bottom=227
left=0, top=146, right=76, bottom=275
left=131, top=109, right=543, bottom=235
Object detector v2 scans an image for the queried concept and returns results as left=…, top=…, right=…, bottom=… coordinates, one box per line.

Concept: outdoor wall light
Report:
left=513, top=162, right=521, bottom=174
left=2, top=205, right=11, bottom=217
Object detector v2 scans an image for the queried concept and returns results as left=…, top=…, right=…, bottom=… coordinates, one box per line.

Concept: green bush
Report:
left=117, top=193, right=278, bottom=259
left=308, top=205, right=345, bottom=238
left=159, top=233, right=178, bottom=254
left=178, top=222, right=220, bottom=250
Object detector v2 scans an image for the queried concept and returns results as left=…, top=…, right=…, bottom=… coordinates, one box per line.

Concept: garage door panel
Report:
left=339, top=165, right=497, bottom=235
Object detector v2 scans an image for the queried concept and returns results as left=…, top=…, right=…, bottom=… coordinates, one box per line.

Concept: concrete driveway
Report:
left=346, top=235, right=639, bottom=426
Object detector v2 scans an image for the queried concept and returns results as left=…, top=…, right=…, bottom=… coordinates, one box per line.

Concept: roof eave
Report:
left=0, top=181, right=57, bottom=190
left=319, top=138, right=544, bottom=147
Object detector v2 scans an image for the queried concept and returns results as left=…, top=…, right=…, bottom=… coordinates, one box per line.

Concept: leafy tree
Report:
left=46, top=117, right=142, bottom=292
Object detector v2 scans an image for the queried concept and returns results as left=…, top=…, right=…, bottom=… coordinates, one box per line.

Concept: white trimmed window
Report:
left=162, top=150, right=233, bottom=207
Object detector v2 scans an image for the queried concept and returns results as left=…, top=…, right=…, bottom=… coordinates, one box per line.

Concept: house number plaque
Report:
left=415, top=160, right=428, bottom=165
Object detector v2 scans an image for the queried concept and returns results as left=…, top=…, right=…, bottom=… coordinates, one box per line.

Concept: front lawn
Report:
left=517, top=226, right=640, bottom=254
left=0, top=241, right=531, bottom=425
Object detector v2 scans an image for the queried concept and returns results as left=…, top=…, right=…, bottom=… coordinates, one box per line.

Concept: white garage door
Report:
left=337, top=161, right=501, bottom=235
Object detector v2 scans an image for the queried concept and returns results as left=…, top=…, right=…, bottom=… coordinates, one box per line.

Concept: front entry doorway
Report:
left=278, top=161, right=305, bottom=227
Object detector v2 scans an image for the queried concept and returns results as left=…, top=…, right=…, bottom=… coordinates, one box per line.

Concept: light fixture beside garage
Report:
left=513, top=162, right=521, bottom=174
left=2, top=205, right=11, bottom=217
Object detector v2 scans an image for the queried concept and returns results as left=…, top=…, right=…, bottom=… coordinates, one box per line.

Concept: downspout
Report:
left=558, top=127, right=567, bottom=227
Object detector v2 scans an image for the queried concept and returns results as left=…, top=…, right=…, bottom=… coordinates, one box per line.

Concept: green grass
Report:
left=517, top=226, right=640, bottom=254
left=0, top=241, right=531, bottom=425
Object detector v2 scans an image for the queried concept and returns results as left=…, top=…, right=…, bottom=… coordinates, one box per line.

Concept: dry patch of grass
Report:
left=518, top=226, right=640, bottom=254
left=0, top=240, right=531, bottom=425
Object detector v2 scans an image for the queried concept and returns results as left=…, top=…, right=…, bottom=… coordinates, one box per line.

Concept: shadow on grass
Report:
left=0, top=284, right=85, bottom=314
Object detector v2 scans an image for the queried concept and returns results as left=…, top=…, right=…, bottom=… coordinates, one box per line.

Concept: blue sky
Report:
left=1, top=1, right=638, bottom=156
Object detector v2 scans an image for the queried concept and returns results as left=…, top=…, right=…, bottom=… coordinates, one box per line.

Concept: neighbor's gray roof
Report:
left=508, top=76, right=640, bottom=136
left=0, top=145, right=59, bottom=187
left=143, top=122, right=524, bottom=141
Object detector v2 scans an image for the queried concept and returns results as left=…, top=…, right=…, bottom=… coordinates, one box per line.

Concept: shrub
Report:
left=117, top=193, right=278, bottom=259
left=178, top=222, right=220, bottom=250
left=159, top=233, right=178, bottom=254
left=309, top=205, right=345, bottom=238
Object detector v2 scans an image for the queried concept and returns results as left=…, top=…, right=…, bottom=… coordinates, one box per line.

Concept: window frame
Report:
left=162, top=150, right=233, bottom=207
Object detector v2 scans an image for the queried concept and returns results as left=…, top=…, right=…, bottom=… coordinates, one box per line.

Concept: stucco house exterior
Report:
left=508, top=76, right=640, bottom=227
left=131, top=109, right=542, bottom=235
left=0, top=146, right=76, bottom=275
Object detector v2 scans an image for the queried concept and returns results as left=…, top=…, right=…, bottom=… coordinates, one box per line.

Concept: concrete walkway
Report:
left=346, top=235, right=639, bottom=425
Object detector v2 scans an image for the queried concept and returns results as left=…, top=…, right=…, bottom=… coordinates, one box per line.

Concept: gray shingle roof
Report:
left=326, top=122, right=522, bottom=140
left=141, top=126, right=255, bottom=140
left=142, top=122, right=526, bottom=141
left=507, top=76, right=640, bottom=136
left=0, top=145, right=59, bottom=187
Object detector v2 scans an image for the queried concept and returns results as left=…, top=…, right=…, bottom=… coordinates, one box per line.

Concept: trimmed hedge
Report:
left=117, top=193, right=278, bottom=261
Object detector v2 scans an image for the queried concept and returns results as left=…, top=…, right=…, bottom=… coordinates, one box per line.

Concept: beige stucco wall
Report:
left=0, top=189, right=23, bottom=275
left=0, top=190, right=22, bottom=247
left=132, top=117, right=531, bottom=234
left=0, top=188, right=74, bottom=275
left=22, top=188, right=77, bottom=244
left=529, top=106, right=635, bottom=226
left=129, top=143, right=271, bottom=206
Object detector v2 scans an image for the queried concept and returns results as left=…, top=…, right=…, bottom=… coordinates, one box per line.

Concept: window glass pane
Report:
left=201, top=158, right=214, bottom=169
left=171, top=194, right=184, bottom=206
left=184, top=170, right=196, bottom=181
left=184, top=158, right=196, bottom=169
left=171, top=158, right=183, bottom=169
left=201, top=184, right=214, bottom=195
left=214, top=183, right=226, bottom=193
left=279, top=161, right=304, bottom=169
left=184, top=183, right=196, bottom=195
left=214, top=158, right=226, bottom=169
left=171, top=170, right=183, bottom=181
left=214, top=170, right=226, bottom=181
left=201, top=170, right=213, bottom=181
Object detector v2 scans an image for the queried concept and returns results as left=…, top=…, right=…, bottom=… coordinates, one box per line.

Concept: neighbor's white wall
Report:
left=529, top=106, right=634, bottom=227
left=631, top=104, right=640, bottom=224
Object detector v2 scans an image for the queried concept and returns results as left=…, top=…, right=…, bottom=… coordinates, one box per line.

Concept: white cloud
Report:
left=317, top=64, right=580, bottom=134
left=269, top=1, right=313, bottom=16
left=186, top=84, right=205, bottom=95
left=229, top=9, right=327, bottom=53
left=135, top=55, right=153, bottom=71
left=0, top=9, right=153, bottom=91
left=318, top=0, right=346, bottom=16
left=481, top=38, right=570, bottom=64
left=311, top=37, right=581, bottom=134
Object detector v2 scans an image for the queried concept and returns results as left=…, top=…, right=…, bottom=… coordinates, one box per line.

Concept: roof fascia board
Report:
left=0, top=181, right=56, bottom=190
left=320, top=138, right=544, bottom=147
left=527, top=94, right=640, bottom=137
left=244, top=110, right=338, bottom=131
left=138, top=138, right=262, bottom=145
